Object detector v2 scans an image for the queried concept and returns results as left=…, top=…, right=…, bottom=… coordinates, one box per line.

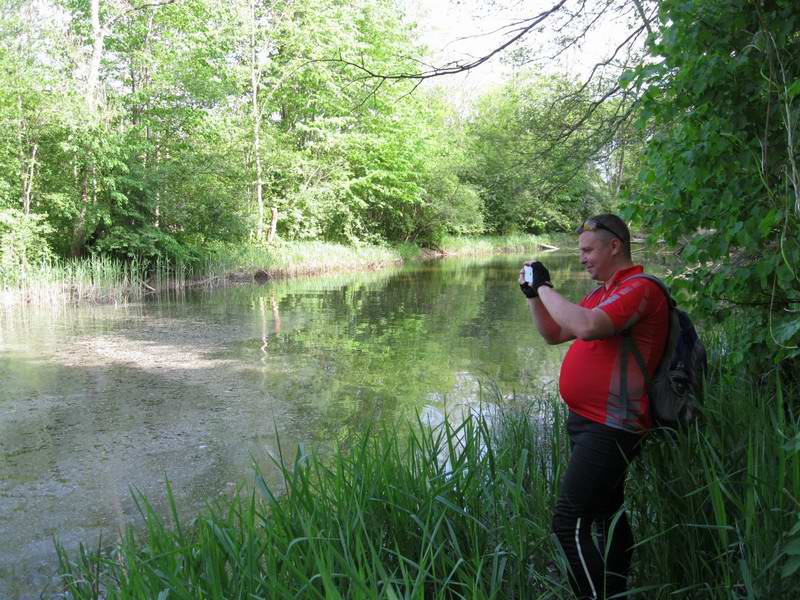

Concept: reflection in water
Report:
left=0, top=251, right=598, bottom=598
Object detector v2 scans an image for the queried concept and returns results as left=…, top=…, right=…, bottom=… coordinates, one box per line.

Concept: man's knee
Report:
left=552, top=507, right=578, bottom=545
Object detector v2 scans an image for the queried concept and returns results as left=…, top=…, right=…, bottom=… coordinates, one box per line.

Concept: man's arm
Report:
left=527, top=297, right=575, bottom=345
left=518, top=265, right=574, bottom=344
left=537, top=286, right=615, bottom=341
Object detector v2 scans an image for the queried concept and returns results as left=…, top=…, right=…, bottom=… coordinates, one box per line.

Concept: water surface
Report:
left=1, top=251, right=602, bottom=597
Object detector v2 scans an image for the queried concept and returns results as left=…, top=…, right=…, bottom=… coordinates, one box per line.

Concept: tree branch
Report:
left=324, top=0, right=569, bottom=82
left=106, top=1, right=177, bottom=30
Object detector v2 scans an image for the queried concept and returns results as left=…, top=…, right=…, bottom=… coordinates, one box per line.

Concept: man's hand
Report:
left=518, top=261, right=553, bottom=298
left=529, top=262, right=553, bottom=292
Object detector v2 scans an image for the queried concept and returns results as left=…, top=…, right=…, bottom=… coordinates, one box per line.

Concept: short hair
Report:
left=576, top=213, right=632, bottom=259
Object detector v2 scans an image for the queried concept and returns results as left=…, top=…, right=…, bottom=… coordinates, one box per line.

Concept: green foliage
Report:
left=464, top=72, right=613, bottom=235
left=205, top=239, right=400, bottom=279
left=439, top=233, right=550, bottom=256
left=55, top=352, right=800, bottom=598
left=0, top=0, right=631, bottom=291
left=627, top=0, right=800, bottom=369
left=0, top=208, right=52, bottom=285
left=628, top=352, right=799, bottom=597
left=92, top=224, right=200, bottom=266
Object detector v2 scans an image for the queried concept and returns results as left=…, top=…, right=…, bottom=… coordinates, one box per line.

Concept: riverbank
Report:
left=0, top=234, right=557, bottom=306
left=55, top=347, right=799, bottom=599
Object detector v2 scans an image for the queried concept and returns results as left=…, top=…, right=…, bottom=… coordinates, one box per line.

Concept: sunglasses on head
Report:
left=576, top=219, right=623, bottom=241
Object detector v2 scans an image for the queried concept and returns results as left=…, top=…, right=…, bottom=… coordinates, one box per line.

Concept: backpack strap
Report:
left=621, top=332, right=654, bottom=393
left=619, top=273, right=677, bottom=309
left=618, top=273, right=672, bottom=403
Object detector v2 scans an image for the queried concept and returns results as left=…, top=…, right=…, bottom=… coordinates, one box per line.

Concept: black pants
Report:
left=552, top=412, right=644, bottom=599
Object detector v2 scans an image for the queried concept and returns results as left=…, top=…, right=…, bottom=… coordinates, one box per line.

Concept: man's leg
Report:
left=594, top=462, right=640, bottom=598
left=596, top=509, right=634, bottom=597
left=551, top=415, right=642, bottom=599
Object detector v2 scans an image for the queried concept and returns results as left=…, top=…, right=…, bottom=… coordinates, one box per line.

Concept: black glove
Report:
left=520, top=280, right=538, bottom=298
left=530, top=262, right=552, bottom=291
left=519, top=261, right=553, bottom=299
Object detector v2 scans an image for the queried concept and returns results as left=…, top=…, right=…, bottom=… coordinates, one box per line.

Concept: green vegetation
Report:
left=463, top=74, right=614, bottom=234
left=439, top=234, right=560, bottom=257
left=204, top=241, right=402, bottom=279
left=1, top=0, right=797, bottom=359
left=0, top=0, right=618, bottom=303
left=55, top=343, right=799, bottom=598
left=627, top=0, right=800, bottom=370
left=0, top=233, right=552, bottom=303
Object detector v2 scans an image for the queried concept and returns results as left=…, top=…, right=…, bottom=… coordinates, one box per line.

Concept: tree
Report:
left=627, top=0, right=800, bottom=367
left=464, top=72, right=611, bottom=234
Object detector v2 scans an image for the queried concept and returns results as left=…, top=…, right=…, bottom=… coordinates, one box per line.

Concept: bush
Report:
left=0, top=208, right=53, bottom=286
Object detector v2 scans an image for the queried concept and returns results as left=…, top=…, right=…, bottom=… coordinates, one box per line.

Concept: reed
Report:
left=55, top=393, right=570, bottom=599
left=54, top=348, right=800, bottom=598
left=1, top=235, right=559, bottom=305
left=440, top=234, right=556, bottom=256
left=2, top=255, right=144, bottom=305
left=0, top=243, right=399, bottom=305
left=627, top=367, right=800, bottom=597
left=196, top=241, right=404, bottom=285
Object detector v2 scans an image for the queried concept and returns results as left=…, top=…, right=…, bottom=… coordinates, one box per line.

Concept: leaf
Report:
left=785, top=538, right=800, bottom=556
left=788, top=78, right=800, bottom=100
left=620, top=69, right=636, bottom=89
left=782, top=556, right=800, bottom=578
left=774, top=318, right=800, bottom=345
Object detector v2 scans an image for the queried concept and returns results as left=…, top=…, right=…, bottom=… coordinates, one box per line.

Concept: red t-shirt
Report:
left=558, top=265, right=669, bottom=433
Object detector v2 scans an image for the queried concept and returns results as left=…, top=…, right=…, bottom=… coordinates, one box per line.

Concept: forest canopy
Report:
left=0, top=0, right=619, bottom=269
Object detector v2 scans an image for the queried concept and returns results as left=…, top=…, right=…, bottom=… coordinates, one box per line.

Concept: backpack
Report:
left=619, top=274, right=707, bottom=430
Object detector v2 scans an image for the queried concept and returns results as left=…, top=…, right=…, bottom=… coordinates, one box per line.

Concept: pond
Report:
left=1, top=249, right=615, bottom=598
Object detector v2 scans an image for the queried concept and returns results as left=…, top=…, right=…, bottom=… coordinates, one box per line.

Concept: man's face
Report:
left=578, top=231, right=617, bottom=282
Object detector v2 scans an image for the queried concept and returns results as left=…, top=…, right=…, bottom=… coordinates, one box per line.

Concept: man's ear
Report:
left=609, top=237, right=622, bottom=256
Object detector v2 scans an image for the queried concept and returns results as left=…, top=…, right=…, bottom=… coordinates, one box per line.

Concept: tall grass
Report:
left=204, top=241, right=402, bottom=281
left=0, top=243, right=401, bottom=305
left=0, top=255, right=157, bottom=305
left=439, top=234, right=559, bottom=256
left=1, top=235, right=560, bottom=305
left=56, top=393, right=570, bottom=599
left=628, top=367, right=800, bottom=597
left=54, top=351, right=800, bottom=598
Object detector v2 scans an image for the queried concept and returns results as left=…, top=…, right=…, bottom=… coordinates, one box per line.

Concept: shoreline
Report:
left=1, top=234, right=560, bottom=307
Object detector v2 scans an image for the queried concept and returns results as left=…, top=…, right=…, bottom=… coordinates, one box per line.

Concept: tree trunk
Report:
left=250, top=0, right=265, bottom=242
left=71, top=174, right=90, bottom=257
left=613, top=143, right=625, bottom=198
left=16, top=94, right=28, bottom=212
left=268, top=206, right=278, bottom=242
left=22, top=143, right=37, bottom=215
left=71, top=0, right=103, bottom=255
left=155, top=133, right=161, bottom=227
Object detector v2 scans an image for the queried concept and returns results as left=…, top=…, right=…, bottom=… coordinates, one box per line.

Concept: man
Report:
left=519, top=214, right=669, bottom=599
